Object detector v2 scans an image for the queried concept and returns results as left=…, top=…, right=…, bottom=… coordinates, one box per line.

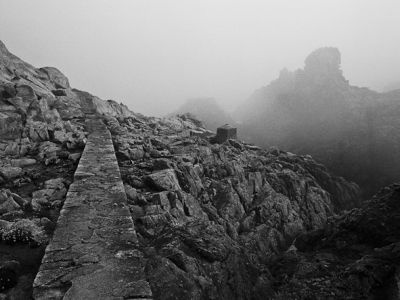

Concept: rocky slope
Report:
left=235, top=47, right=400, bottom=198
left=0, top=40, right=138, bottom=299
left=0, top=40, right=362, bottom=299
left=270, top=183, right=400, bottom=299
left=105, top=113, right=360, bottom=299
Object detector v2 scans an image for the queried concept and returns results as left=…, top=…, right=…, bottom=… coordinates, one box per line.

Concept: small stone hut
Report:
left=215, top=124, right=237, bottom=143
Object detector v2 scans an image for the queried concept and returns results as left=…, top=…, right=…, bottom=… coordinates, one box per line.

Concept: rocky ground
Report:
left=273, top=183, right=400, bottom=299
left=0, top=41, right=88, bottom=299
left=0, top=157, right=80, bottom=299
left=1, top=39, right=398, bottom=300
left=0, top=39, right=146, bottom=299
left=103, top=113, right=362, bottom=299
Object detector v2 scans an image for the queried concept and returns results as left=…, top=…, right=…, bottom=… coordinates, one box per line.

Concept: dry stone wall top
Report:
left=33, top=118, right=152, bottom=300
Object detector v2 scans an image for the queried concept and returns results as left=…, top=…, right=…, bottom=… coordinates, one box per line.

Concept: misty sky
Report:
left=1, top=0, right=399, bottom=116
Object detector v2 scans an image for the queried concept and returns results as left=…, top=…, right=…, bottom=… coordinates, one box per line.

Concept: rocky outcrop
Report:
left=304, top=47, right=343, bottom=78
left=0, top=41, right=89, bottom=299
left=235, top=47, right=400, bottom=198
left=268, top=183, right=400, bottom=299
left=106, top=111, right=361, bottom=299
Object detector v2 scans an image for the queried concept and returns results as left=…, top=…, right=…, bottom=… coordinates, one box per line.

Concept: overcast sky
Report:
left=1, top=0, right=399, bottom=116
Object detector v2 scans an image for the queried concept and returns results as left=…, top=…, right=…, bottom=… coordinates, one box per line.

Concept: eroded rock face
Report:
left=0, top=189, right=24, bottom=215
left=0, top=40, right=138, bottom=168
left=0, top=40, right=91, bottom=298
left=106, top=111, right=361, bottom=299
left=146, top=169, right=181, bottom=191
left=267, top=183, right=400, bottom=299
left=38, top=67, right=70, bottom=89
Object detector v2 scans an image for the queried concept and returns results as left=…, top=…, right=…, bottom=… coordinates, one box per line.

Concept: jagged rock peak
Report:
left=0, top=40, right=17, bottom=59
left=39, top=67, right=70, bottom=89
left=304, top=47, right=342, bottom=74
left=0, top=40, right=9, bottom=54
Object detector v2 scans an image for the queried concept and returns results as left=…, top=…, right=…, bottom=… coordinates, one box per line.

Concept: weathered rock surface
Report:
left=0, top=40, right=92, bottom=299
left=146, top=169, right=181, bottom=191
left=31, top=178, right=67, bottom=212
left=0, top=189, right=27, bottom=215
left=268, top=183, right=400, bottom=299
left=106, top=110, right=361, bottom=299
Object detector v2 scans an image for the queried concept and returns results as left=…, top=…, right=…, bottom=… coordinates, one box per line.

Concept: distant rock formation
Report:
left=169, top=97, right=236, bottom=131
left=304, top=47, right=342, bottom=76
left=235, top=47, right=400, bottom=198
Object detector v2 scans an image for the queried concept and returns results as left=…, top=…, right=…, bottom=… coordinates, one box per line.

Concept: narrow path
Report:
left=33, top=118, right=152, bottom=300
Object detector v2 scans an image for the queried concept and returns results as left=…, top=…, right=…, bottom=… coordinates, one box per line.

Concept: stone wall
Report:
left=33, top=118, right=152, bottom=300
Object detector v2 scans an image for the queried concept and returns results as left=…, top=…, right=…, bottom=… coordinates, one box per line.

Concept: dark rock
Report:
left=0, top=189, right=27, bottom=215
left=0, top=167, right=22, bottom=181
left=0, top=190, right=21, bottom=215
left=124, top=184, right=138, bottom=203
left=146, top=169, right=181, bottom=191
left=228, top=139, right=243, bottom=150
left=127, top=175, right=146, bottom=189
left=31, top=178, right=66, bottom=211
left=51, top=89, right=67, bottom=96
left=145, top=256, right=201, bottom=300
left=68, top=152, right=81, bottom=163
left=279, top=184, right=400, bottom=299
left=10, top=158, right=36, bottom=167
left=0, top=261, right=20, bottom=292
left=152, top=158, right=174, bottom=170
left=39, top=67, right=70, bottom=89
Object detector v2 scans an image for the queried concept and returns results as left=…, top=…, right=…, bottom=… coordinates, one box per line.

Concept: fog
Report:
left=1, top=0, right=399, bottom=116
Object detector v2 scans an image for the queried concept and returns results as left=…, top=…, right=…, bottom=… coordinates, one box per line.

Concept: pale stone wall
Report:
left=33, top=118, right=152, bottom=300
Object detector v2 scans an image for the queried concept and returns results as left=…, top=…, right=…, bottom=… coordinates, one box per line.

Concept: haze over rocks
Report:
left=170, top=98, right=236, bottom=131
left=0, top=40, right=399, bottom=299
left=235, top=47, right=400, bottom=198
